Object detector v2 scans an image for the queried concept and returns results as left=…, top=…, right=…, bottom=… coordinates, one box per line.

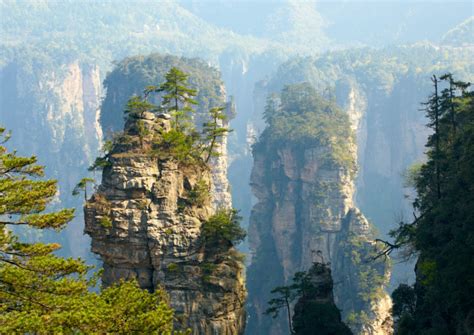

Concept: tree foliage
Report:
left=201, top=106, right=232, bottom=163
left=0, top=127, right=183, bottom=334
left=90, top=67, right=232, bottom=168
left=201, top=208, right=246, bottom=246
left=258, top=83, right=356, bottom=174
left=389, top=75, right=474, bottom=334
left=72, top=177, right=95, bottom=201
left=101, top=54, right=227, bottom=133
left=157, top=67, right=198, bottom=131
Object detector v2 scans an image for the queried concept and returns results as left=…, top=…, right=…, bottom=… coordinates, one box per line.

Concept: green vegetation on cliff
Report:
left=93, top=66, right=231, bottom=168
left=100, top=54, right=228, bottom=133
left=387, top=75, right=474, bottom=334
left=259, top=83, right=355, bottom=174
left=201, top=208, right=246, bottom=246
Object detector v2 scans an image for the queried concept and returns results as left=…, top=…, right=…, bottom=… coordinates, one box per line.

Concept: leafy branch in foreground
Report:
left=0, top=126, right=185, bottom=334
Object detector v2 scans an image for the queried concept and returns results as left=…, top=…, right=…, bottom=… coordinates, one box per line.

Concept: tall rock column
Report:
left=246, top=84, right=391, bottom=335
left=85, top=112, right=246, bottom=334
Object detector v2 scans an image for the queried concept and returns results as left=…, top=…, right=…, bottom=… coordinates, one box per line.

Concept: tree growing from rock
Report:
left=201, top=106, right=232, bottom=163
left=157, top=67, right=198, bottom=131
left=72, top=177, right=95, bottom=200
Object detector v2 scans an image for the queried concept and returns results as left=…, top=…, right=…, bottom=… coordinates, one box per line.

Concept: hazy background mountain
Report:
left=0, top=2, right=473, bottom=331
left=179, top=0, right=472, bottom=47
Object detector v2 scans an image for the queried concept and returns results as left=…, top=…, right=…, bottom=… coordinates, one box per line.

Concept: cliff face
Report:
left=248, top=143, right=391, bottom=335
left=333, top=209, right=393, bottom=334
left=248, top=48, right=473, bottom=291
left=0, top=60, right=102, bottom=259
left=246, top=85, right=391, bottom=335
left=84, top=113, right=246, bottom=334
left=254, top=46, right=474, bottom=238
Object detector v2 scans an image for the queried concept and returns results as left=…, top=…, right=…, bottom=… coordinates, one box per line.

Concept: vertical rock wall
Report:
left=0, top=60, right=102, bottom=259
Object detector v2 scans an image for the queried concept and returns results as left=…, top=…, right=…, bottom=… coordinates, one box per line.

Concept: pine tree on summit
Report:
left=157, top=67, right=198, bottom=130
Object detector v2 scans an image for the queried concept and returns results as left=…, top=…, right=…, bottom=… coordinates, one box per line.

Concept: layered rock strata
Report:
left=85, top=113, right=246, bottom=334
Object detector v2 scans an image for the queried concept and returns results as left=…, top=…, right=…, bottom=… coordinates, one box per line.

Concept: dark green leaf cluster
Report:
left=157, top=67, right=198, bottom=130
left=266, top=263, right=352, bottom=335
left=201, top=208, right=246, bottom=246
left=187, top=179, right=211, bottom=207
left=124, top=95, right=158, bottom=119
left=154, top=126, right=208, bottom=165
left=389, top=75, right=474, bottom=334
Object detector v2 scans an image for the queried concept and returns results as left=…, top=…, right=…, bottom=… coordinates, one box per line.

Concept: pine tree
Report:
left=157, top=67, right=198, bottom=131
left=423, top=75, right=443, bottom=199
left=390, top=76, right=474, bottom=334
left=0, top=127, right=183, bottom=333
left=202, top=106, right=231, bottom=163
left=124, top=95, right=157, bottom=120
left=72, top=177, right=95, bottom=201
left=265, top=285, right=296, bottom=334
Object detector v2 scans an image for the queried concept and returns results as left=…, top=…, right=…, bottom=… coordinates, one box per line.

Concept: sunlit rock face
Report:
left=85, top=113, right=246, bottom=334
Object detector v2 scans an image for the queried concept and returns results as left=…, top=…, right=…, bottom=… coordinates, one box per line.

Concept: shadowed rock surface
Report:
left=292, top=262, right=353, bottom=335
